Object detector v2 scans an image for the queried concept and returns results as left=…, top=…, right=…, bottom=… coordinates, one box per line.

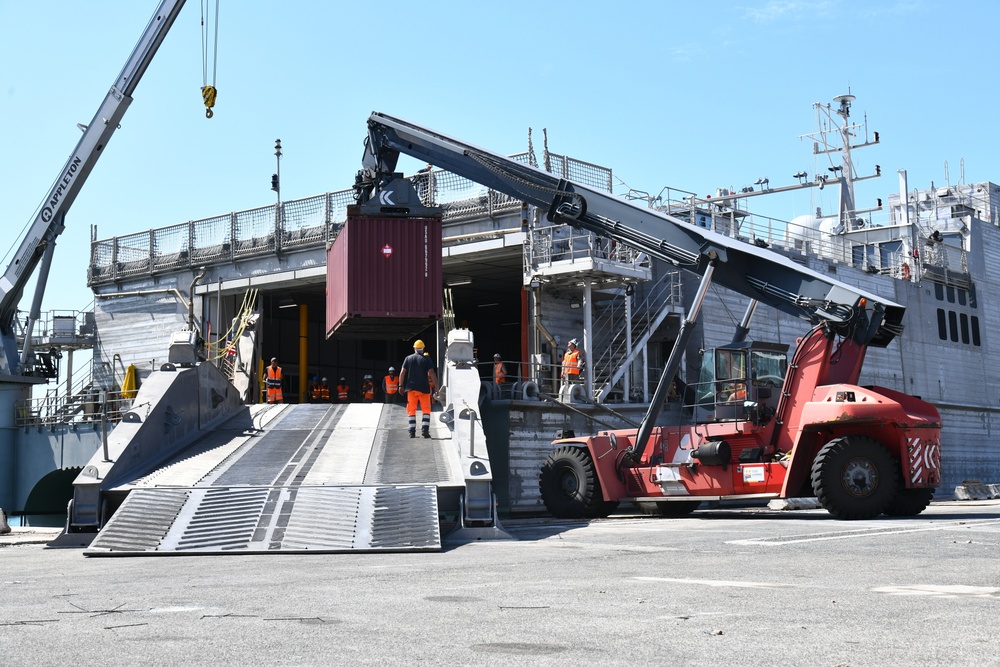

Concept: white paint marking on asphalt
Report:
left=727, top=518, right=1000, bottom=546
left=873, top=585, right=1000, bottom=599
left=635, top=576, right=795, bottom=589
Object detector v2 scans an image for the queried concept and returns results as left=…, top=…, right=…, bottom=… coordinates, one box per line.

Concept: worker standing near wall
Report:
left=383, top=367, right=400, bottom=404
left=336, top=377, right=351, bottom=403
left=265, top=357, right=283, bottom=404
left=361, top=375, right=375, bottom=402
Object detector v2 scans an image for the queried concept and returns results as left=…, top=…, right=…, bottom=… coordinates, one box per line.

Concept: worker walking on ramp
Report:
left=398, top=340, right=438, bottom=439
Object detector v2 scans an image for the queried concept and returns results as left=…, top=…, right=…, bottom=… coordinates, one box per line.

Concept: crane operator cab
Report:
left=692, top=341, right=788, bottom=423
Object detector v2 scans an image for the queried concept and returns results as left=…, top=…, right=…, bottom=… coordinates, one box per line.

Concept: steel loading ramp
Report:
left=85, top=402, right=464, bottom=555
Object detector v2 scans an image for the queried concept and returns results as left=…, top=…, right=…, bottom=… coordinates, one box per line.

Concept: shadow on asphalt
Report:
left=492, top=501, right=1000, bottom=543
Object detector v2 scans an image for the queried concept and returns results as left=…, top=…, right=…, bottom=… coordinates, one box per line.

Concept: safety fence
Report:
left=15, top=390, right=133, bottom=430
left=89, top=151, right=615, bottom=286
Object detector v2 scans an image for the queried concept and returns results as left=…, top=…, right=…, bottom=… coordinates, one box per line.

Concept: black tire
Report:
left=636, top=501, right=700, bottom=517
left=539, top=446, right=607, bottom=519
left=883, top=488, right=934, bottom=517
left=811, top=435, right=898, bottom=520
left=595, top=501, right=620, bottom=518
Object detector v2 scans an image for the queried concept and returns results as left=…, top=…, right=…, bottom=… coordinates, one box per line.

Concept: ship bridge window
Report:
left=879, top=240, right=902, bottom=268
left=948, top=310, right=959, bottom=342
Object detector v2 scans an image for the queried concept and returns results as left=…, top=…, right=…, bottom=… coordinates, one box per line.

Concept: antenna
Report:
left=833, top=94, right=855, bottom=119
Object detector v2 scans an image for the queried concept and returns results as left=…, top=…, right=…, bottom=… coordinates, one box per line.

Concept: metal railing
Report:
left=15, top=389, right=134, bottom=429
left=90, top=151, right=616, bottom=286
left=524, top=223, right=649, bottom=270
left=590, top=271, right=683, bottom=400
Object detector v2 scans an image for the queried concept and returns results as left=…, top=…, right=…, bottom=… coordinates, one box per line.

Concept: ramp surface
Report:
left=86, top=403, right=461, bottom=555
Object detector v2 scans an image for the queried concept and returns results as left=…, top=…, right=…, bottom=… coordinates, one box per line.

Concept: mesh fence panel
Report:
left=114, top=231, right=152, bottom=278
left=283, top=194, right=326, bottom=250
left=546, top=153, right=612, bottom=192
left=234, top=206, right=277, bottom=257
left=329, top=189, right=354, bottom=224
left=151, top=224, right=190, bottom=272
left=192, top=214, right=232, bottom=264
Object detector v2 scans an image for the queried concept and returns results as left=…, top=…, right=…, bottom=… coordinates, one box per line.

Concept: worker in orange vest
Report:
left=561, top=338, right=583, bottom=387
left=319, top=377, right=331, bottom=402
left=383, top=366, right=400, bottom=404
left=493, top=353, right=508, bottom=398
left=265, top=357, right=283, bottom=403
left=493, top=354, right=507, bottom=384
left=361, top=374, right=376, bottom=402
left=336, top=377, right=351, bottom=403
left=308, top=376, right=322, bottom=403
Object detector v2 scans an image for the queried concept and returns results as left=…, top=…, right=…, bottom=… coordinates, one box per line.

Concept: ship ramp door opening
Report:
left=84, top=402, right=465, bottom=555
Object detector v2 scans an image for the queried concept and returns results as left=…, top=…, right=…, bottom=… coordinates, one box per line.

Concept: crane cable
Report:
left=200, top=0, right=220, bottom=118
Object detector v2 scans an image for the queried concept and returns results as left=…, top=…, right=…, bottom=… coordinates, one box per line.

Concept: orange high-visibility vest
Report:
left=562, top=349, right=581, bottom=376
left=362, top=381, right=375, bottom=401
left=265, top=365, right=283, bottom=403
left=494, top=362, right=506, bottom=384
left=320, top=384, right=330, bottom=401
left=337, top=384, right=350, bottom=402
left=384, top=375, right=399, bottom=394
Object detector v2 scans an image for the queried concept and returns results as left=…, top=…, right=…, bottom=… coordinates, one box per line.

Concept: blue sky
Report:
left=2, top=0, right=999, bottom=313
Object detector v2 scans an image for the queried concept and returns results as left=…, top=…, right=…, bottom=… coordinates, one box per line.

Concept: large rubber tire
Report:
left=883, top=488, right=934, bottom=517
left=539, top=446, right=607, bottom=519
left=810, top=435, right=898, bottom=520
left=636, top=501, right=701, bottom=517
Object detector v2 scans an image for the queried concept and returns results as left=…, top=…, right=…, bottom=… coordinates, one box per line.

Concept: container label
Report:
left=382, top=244, right=393, bottom=259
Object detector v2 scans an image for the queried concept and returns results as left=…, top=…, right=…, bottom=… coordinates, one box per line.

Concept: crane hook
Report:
left=201, top=85, right=217, bottom=120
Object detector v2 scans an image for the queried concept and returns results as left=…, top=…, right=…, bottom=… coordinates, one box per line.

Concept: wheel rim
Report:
left=557, top=467, right=580, bottom=499
left=841, top=457, right=879, bottom=498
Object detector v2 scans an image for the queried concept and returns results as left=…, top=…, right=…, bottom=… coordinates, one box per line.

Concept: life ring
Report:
left=901, top=262, right=911, bottom=281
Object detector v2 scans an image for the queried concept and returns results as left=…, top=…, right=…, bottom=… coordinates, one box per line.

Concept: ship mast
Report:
left=807, top=93, right=882, bottom=232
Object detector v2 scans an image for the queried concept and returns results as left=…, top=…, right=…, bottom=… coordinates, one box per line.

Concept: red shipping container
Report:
left=326, top=211, right=442, bottom=339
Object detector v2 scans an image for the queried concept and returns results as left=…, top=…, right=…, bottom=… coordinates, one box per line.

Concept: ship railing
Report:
left=590, top=271, right=684, bottom=403
left=524, top=223, right=649, bottom=269
left=15, top=389, right=133, bottom=430
left=696, top=205, right=971, bottom=281
left=89, top=151, right=614, bottom=285
left=13, top=309, right=96, bottom=348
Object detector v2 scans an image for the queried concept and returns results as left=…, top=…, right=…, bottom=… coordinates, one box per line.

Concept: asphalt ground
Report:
left=2, top=500, right=999, bottom=667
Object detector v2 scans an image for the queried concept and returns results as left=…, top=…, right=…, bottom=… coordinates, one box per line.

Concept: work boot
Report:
left=409, top=430, right=416, bottom=439
left=422, top=429, right=430, bottom=439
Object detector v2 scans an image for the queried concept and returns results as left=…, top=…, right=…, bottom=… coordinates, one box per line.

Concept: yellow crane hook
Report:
left=201, top=85, right=217, bottom=119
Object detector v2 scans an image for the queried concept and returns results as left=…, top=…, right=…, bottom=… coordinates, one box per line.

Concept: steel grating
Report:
left=85, top=484, right=440, bottom=555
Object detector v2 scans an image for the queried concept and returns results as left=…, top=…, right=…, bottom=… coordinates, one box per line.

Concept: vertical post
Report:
left=298, top=303, right=308, bottom=404
left=624, top=290, right=632, bottom=403
left=583, top=280, right=593, bottom=400
left=64, top=349, right=74, bottom=397
left=100, top=389, right=110, bottom=462
left=273, top=138, right=282, bottom=253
